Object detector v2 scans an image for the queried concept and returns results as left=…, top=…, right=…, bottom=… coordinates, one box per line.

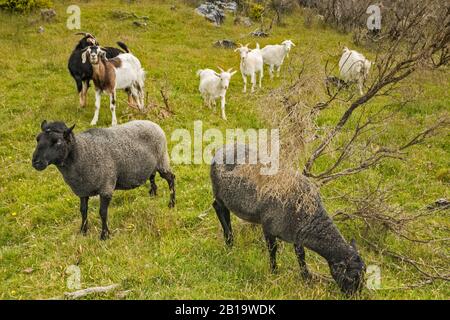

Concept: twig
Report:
left=64, top=284, right=120, bottom=299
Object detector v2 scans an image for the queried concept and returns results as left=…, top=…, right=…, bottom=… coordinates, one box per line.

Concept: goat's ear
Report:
left=214, top=72, right=221, bottom=77
left=99, top=50, right=107, bottom=60
left=81, top=50, right=88, bottom=64
left=40, top=120, right=47, bottom=131
left=63, top=124, right=76, bottom=140
left=350, top=239, right=358, bottom=251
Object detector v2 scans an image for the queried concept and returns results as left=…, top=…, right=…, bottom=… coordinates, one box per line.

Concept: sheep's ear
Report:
left=40, top=120, right=48, bottom=131
left=63, top=124, right=76, bottom=140
left=81, top=50, right=88, bottom=64
left=350, top=239, right=358, bottom=251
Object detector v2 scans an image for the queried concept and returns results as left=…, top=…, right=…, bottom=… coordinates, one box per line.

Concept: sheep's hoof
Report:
left=100, top=230, right=110, bottom=240
left=301, top=271, right=314, bottom=282
left=80, top=223, right=88, bottom=235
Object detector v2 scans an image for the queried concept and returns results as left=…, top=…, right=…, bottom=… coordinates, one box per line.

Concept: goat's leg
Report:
left=220, top=95, right=227, bottom=120
left=294, top=244, right=312, bottom=280
left=149, top=173, right=157, bottom=196
left=263, top=230, right=278, bottom=273
left=109, top=90, right=117, bottom=126
left=80, top=196, right=89, bottom=235
left=130, top=85, right=143, bottom=111
left=78, top=80, right=89, bottom=107
left=276, top=65, right=281, bottom=78
left=259, top=69, right=263, bottom=88
left=212, top=199, right=233, bottom=247
left=358, top=78, right=364, bottom=96
left=158, top=169, right=175, bottom=208
left=126, top=88, right=135, bottom=107
left=251, top=73, right=256, bottom=93
left=269, top=65, right=274, bottom=79
left=99, top=195, right=111, bottom=240
left=91, top=89, right=101, bottom=126
left=242, top=74, right=247, bottom=93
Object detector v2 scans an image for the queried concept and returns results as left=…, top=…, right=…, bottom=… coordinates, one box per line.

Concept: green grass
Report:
left=0, top=1, right=448, bottom=300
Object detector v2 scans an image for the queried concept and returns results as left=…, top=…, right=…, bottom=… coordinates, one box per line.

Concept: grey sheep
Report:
left=32, top=120, right=175, bottom=240
left=210, top=144, right=365, bottom=295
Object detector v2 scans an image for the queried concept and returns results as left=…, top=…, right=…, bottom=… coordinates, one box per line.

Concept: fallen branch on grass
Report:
left=64, top=284, right=120, bottom=299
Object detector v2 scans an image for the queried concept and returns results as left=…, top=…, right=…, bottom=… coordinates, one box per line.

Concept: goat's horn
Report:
left=217, top=66, right=225, bottom=72
left=245, top=43, right=250, bottom=47
left=227, top=68, right=233, bottom=73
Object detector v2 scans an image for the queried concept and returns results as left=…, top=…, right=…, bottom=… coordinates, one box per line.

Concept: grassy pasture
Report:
left=0, top=0, right=448, bottom=299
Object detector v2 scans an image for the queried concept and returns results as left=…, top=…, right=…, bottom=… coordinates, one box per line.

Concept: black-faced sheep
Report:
left=32, top=120, right=175, bottom=240
left=210, top=144, right=365, bottom=295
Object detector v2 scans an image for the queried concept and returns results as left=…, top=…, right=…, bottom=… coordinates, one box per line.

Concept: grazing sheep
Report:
left=261, top=40, right=296, bottom=79
left=81, top=44, right=145, bottom=126
left=210, top=144, right=365, bottom=295
left=32, top=120, right=175, bottom=240
left=197, top=67, right=237, bottom=120
left=68, top=32, right=125, bottom=107
left=235, top=43, right=264, bottom=93
left=339, top=47, right=372, bottom=95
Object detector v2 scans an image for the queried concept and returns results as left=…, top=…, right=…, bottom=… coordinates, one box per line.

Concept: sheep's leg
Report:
left=91, top=89, right=101, bottom=126
left=110, top=91, right=118, bottom=126
left=220, top=95, right=227, bottom=120
left=99, top=195, right=111, bottom=240
left=212, top=199, right=233, bottom=247
left=251, top=73, right=256, bottom=93
left=269, top=65, right=274, bottom=79
left=79, top=196, right=89, bottom=235
left=263, top=230, right=278, bottom=273
left=294, top=244, right=312, bottom=280
left=149, top=173, right=157, bottom=196
left=158, top=169, right=175, bottom=208
left=242, top=75, right=247, bottom=93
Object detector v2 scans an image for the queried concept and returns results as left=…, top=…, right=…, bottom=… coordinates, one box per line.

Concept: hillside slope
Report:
left=0, top=0, right=448, bottom=299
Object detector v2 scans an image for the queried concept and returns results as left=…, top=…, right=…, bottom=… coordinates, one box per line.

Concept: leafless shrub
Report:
left=243, top=0, right=449, bottom=287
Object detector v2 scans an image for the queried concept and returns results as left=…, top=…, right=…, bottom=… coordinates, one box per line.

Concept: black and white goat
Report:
left=81, top=44, right=145, bottom=126
left=67, top=32, right=125, bottom=107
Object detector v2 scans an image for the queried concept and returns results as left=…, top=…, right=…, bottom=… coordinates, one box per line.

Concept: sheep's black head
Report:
left=32, top=121, right=75, bottom=171
left=75, top=32, right=99, bottom=50
left=81, top=46, right=107, bottom=65
left=330, top=239, right=366, bottom=296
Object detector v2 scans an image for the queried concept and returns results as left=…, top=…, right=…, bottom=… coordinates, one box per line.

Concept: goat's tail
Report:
left=117, top=41, right=130, bottom=53
left=196, top=69, right=203, bottom=77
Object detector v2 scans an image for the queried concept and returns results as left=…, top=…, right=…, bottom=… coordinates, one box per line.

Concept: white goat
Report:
left=81, top=45, right=145, bottom=126
left=339, top=47, right=372, bottom=95
left=235, top=43, right=264, bottom=93
left=261, top=40, right=296, bottom=79
left=197, top=67, right=237, bottom=120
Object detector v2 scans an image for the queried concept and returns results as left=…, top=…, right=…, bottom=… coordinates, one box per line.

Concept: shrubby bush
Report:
left=0, top=0, right=53, bottom=12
